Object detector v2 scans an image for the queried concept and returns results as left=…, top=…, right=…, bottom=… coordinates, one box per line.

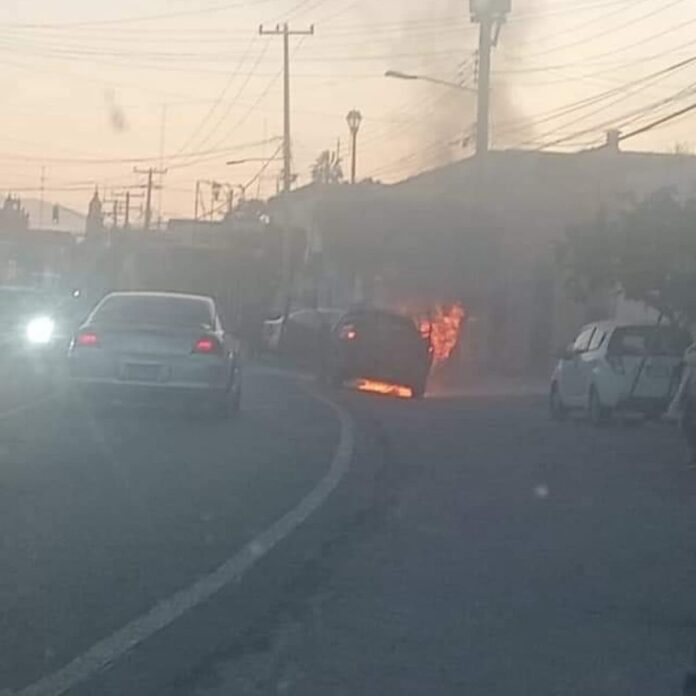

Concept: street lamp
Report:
left=385, top=70, right=477, bottom=93
left=346, top=109, right=363, bottom=185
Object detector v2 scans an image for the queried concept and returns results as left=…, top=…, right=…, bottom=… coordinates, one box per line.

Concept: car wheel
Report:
left=588, top=386, right=611, bottom=426
left=549, top=383, right=567, bottom=421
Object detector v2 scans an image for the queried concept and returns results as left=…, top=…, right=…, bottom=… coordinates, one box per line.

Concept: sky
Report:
left=0, top=0, right=695, bottom=225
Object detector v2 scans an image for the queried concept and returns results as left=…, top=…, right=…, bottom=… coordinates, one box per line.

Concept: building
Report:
left=275, top=135, right=696, bottom=374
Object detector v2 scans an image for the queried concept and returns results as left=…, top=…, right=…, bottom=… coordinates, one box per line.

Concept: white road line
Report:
left=14, top=389, right=354, bottom=696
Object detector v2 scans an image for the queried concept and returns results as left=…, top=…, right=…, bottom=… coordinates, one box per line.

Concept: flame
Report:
left=419, top=303, right=466, bottom=365
left=354, top=379, right=413, bottom=399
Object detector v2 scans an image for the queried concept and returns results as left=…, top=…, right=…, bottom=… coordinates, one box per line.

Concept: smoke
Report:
left=104, top=89, right=129, bottom=133
left=386, top=0, right=542, bottom=163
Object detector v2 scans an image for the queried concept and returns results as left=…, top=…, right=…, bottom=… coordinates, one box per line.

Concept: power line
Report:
left=4, top=0, right=278, bottom=29
left=0, top=137, right=281, bottom=166
left=509, top=0, right=687, bottom=61
left=619, top=99, right=696, bottom=142
left=516, top=54, right=696, bottom=149
left=175, top=37, right=268, bottom=157
left=242, top=142, right=284, bottom=191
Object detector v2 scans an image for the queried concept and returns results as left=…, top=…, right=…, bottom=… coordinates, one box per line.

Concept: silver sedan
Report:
left=68, top=291, right=241, bottom=416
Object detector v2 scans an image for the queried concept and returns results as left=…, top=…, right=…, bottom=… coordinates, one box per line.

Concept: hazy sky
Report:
left=0, top=0, right=695, bottom=223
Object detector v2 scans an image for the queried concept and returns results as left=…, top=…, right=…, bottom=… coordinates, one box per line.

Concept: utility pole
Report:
left=125, top=191, right=131, bottom=228
left=470, top=0, right=510, bottom=156
left=39, top=166, right=46, bottom=228
left=134, top=167, right=166, bottom=230
left=158, top=104, right=167, bottom=229
left=259, top=23, right=314, bottom=194
left=259, top=22, right=315, bottom=330
left=194, top=180, right=201, bottom=220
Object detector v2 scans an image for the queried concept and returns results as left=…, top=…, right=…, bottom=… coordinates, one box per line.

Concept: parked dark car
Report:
left=263, top=308, right=343, bottom=364
left=322, top=308, right=432, bottom=398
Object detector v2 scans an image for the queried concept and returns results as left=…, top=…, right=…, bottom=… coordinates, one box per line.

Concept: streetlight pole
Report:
left=475, top=15, right=493, bottom=157
left=346, top=109, right=363, bottom=185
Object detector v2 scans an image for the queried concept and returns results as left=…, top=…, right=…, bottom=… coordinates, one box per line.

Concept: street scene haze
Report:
left=4, top=1, right=696, bottom=695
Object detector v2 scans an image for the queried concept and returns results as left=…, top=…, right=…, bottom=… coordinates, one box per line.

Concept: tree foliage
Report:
left=559, top=191, right=696, bottom=323
left=310, top=150, right=343, bottom=185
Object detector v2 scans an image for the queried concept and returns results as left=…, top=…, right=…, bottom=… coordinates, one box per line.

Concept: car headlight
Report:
left=26, top=316, right=56, bottom=345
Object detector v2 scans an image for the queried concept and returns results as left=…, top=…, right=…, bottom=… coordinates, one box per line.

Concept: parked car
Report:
left=263, top=308, right=343, bottom=362
left=550, top=321, right=689, bottom=424
left=322, top=308, right=432, bottom=398
left=68, top=291, right=241, bottom=417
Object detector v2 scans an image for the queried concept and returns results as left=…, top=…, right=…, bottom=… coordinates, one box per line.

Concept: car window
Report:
left=290, top=310, right=321, bottom=329
left=346, top=313, right=421, bottom=342
left=93, top=295, right=214, bottom=328
left=588, top=329, right=606, bottom=352
left=608, top=326, right=690, bottom=357
left=573, top=327, right=595, bottom=353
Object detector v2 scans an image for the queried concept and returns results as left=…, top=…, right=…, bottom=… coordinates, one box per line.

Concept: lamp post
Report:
left=346, top=109, right=363, bottom=184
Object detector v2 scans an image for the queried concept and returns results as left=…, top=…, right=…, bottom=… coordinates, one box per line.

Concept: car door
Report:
left=580, top=325, right=607, bottom=399
left=561, top=326, right=595, bottom=407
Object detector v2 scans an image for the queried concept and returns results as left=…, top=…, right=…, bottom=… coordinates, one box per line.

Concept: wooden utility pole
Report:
left=259, top=23, right=314, bottom=193
left=194, top=180, right=201, bottom=220
left=134, top=167, right=166, bottom=230
left=125, top=191, right=131, bottom=228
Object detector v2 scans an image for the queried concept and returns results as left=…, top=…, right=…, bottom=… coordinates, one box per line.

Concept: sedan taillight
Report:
left=339, top=324, right=358, bottom=341
left=193, top=336, right=222, bottom=355
left=76, top=331, right=100, bottom=348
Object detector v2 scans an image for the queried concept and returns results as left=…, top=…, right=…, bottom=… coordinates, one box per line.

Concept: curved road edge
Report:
left=13, top=380, right=355, bottom=696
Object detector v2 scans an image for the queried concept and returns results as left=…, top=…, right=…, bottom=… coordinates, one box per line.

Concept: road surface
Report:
left=3, top=370, right=696, bottom=695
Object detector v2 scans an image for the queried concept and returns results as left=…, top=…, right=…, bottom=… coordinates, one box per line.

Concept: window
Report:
left=94, top=295, right=214, bottom=328
left=573, top=327, right=595, bottom=354
left=588, top=329, right=606, bottom=352
left=608, top=326, right=690, bottom=357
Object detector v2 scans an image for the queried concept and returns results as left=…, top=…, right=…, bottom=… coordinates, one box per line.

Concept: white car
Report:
left=69, top=291, right=241, bottom=417
left=550, top=321, right=689, bottom=424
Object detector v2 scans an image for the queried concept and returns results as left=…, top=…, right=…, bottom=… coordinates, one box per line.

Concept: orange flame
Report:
left=354, top=379, right=413, bottom=399
left=419, top=304, right=466, bottom=365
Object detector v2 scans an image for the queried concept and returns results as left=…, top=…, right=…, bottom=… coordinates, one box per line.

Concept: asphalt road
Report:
left=0, top=369, right=340, bottom=695
left=4, top=371, right=696, bottom=696
left=185, top=391, right=696, bottom=696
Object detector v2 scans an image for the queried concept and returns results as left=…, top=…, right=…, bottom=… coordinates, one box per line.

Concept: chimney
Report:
left=605, top=129, right=621, bottom=152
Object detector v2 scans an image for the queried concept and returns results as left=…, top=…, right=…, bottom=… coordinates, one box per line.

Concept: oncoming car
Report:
left=68, top=291, right=241, bottom=416
left=321, top=308, right=432, bottom=399
left=550, top=321, right=689, bottom=424
left=0, top=286, right=78, bottom=380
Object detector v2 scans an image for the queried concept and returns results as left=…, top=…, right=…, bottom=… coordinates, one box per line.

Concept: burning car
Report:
left=321, top=308, right=433, bottom=398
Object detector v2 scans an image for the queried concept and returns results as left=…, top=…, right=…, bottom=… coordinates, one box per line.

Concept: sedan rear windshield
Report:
left=93, top=296, right=213, bottom=328
left=348, top=313, right=421, bottom=342
left=607, top=326, right=690, bottom=357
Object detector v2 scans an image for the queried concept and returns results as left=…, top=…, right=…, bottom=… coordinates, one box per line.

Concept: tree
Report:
left=559, top=191, right=696, bottom=324
left=310, top=150, right=343, bottom=185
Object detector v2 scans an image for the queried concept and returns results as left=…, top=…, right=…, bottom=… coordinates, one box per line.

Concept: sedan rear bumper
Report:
left=68, top=377, right=230, bottom=405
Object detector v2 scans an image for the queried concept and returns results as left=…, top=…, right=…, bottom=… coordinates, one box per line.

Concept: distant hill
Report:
left=20, top=198, right=86, bottom=234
